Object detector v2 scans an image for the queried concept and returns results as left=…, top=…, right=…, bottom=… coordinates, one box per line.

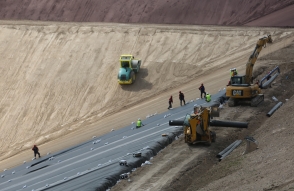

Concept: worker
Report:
left=205, top=93, right=211, bottom=102
left=168, top=95, right=173, bottom=109
left=230, top=69, right=234, bottom=77
left=136, top=118, right=144, bottom=128
left=32, top=145, right=41, bottom=158
left=234, top=68, right=238, bottom=76
left=194, top=106, right=201, bottom=114
left=230, top=68, right=238, bottom=77
left=198, top=83, right=206, bottom=99
left=179, top=91, right=186, bottom=106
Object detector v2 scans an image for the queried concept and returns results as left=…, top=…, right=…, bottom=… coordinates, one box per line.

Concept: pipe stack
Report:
left=217, top=140, right=242, bottom=161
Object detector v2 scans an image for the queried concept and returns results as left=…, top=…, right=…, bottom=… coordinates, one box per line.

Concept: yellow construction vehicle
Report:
left=117, top=55, right=141, bottom=84
left=169, top=106, right=248, bottom=145
left=226, top=35, right=273, bottom=107
left=169, top=107, right=219, bottom=145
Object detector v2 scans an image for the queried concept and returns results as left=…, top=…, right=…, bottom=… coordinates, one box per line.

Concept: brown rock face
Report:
left=0, top=0, right=293, bottom=26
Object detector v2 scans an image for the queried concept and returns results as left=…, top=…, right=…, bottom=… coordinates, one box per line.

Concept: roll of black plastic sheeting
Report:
left=267, top=102, right=283, bottom=117
left=216, top=140, right=239, bottom=158
left=219, top=140, right=242, bottom=161
left=210, top=120, right=248, bottom=128
left=169, top=120, right=184, bottom=126
left=217, top=94, right=228, bottom=104
left=261, top=73, right=279, bottom=89
left=93, top=127, right=183, bottom=191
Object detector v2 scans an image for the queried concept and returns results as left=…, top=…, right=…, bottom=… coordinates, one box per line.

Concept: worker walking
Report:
left=32, top=145, right=41, bottom=158
left=205, top=93, right=211, bottom=102
left=198, top=83, right=206, bottom=99
left=179, top=91, right=186, bottom=106
left=136, top=118, right=144, bottom=128
left=168, top=95, right=173, bottom=109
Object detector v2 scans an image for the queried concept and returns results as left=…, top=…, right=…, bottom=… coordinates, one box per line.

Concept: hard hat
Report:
left=138, top=118, right=141, bottom=121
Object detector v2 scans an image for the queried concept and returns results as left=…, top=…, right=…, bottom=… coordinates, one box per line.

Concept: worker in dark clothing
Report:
left=32, top=145, right=41, bottom=158
left=179, top=91, right=186, bottom=106
left=198, top=83, right=206, bottom=99
left=168, top=95, right=173, bottom=109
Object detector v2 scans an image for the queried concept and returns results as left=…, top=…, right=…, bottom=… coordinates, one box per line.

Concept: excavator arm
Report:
left=244, top=35, right=273, bottom=84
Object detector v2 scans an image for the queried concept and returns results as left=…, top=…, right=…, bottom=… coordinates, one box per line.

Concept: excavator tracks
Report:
left=251, top=94, right=264, bottom=107
left=228, top=97, right=237, bottom=107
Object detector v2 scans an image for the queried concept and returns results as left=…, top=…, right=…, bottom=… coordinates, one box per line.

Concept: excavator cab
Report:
left=120, top=56, right=132, bottom=68
left=230, top=75, right=246, bottom=85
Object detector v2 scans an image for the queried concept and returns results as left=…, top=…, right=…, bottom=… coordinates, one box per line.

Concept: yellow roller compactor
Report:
left=226, top=35, right=273, bottom=107
left=117, top=55, right=141, bottom=85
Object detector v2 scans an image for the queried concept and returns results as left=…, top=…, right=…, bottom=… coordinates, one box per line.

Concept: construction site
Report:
left=0, top=1, right=294, bottom=190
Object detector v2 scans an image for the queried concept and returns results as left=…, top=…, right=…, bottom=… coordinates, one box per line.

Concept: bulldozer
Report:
left=226, top=35, right=273, bottom=107
left=169, top=106, right=248, bottom=145
left=117, top=55, right=141, bottom=84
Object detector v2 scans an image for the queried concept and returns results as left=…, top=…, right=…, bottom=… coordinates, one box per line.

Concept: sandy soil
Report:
left=0, top=0, right=294, bottom=26
left=0, top=3, right=294, bottom=191
left=0, top=21, right=294, bottom=172
left=111, top=45, right=294, bottom=191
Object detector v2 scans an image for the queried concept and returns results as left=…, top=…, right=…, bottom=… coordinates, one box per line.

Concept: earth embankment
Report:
left=0, top=1, right=293, bottom=26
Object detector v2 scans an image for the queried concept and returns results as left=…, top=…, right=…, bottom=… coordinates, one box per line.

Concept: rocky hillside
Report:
left=0, top=0, right=293, bottom=26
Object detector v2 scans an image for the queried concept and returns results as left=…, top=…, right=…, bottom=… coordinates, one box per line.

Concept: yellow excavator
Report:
left=169, top=106, right=248, bottom=145
left=169, top=107, right=218, bottom=145
left=226, top=35, right=273, bottom=107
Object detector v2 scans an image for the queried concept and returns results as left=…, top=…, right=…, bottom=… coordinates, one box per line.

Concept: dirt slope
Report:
left=0, top=21, right=293, bottom=169
left=0, top=1, right=294, bottom=26
left=245, top=4, right=294, bottom=27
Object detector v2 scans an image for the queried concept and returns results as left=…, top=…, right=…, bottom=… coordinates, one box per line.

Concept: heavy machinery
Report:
left=226, top=35, right=273, bottom=107
left=117, top=55, right=141, bottom=84
left=169, top=106, right=248, bottom=145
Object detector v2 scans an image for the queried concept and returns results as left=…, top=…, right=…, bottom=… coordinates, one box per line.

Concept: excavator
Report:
left=169, top=106, right=248, bottom=145
left=226, top=35, right=273, bottom=107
